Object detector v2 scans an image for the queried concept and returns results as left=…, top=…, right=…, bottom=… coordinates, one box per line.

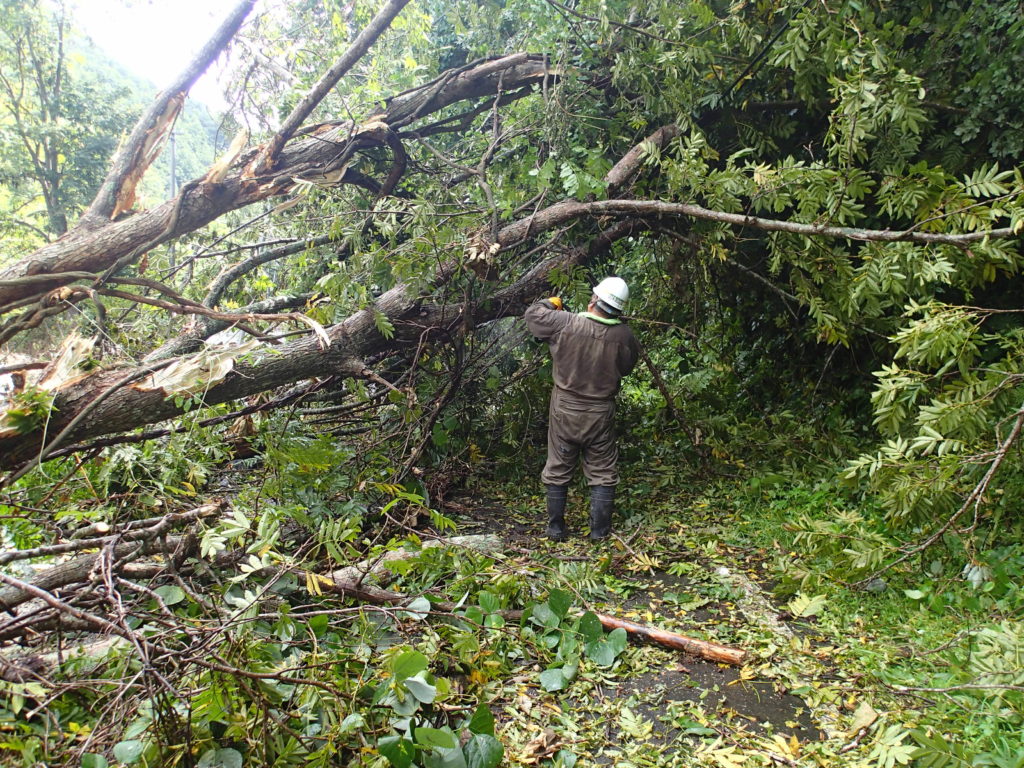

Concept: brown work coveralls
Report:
left=525, top=301, right=640, bottom=487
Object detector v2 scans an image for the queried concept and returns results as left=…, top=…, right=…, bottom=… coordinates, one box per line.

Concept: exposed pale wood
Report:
left=83, top=0, right=256, bottom=223
left=595, top=612, right=748, bottom=666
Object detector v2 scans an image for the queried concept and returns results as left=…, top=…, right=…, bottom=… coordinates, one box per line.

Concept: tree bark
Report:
left=594, top=612, right=747, bottom=665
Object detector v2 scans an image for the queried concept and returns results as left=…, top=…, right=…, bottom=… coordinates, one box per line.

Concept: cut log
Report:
left=595, top=612, right=748, bottom=666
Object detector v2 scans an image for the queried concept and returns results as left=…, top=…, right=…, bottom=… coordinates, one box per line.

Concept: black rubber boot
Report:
left=545, top=484, right=569, bottom=541
left=588, top=485, right=615, bottom=541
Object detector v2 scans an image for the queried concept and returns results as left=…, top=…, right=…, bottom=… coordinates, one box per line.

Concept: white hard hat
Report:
left=593, top=276, right=629, bottom=311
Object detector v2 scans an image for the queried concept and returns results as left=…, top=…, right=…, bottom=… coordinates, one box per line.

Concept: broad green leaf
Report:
left=423, top=746, right=467, bottom=768
left=478, top=591, right=500, bottom=613
left=539, top=667, right=569, bottom=692
left=338, top=713, right=366, bottom=735
left=392, top=650, right=428, bottom=681
left=531, top=603, right=560, bottom=629
left=403, top=671, right=438, bottom=703
left=586, top=639, right=618, bottom=667
left=153, top=585, right=186, bottom=606
left=197, top=748, right=243, bottom=768
left=464, top=734, right=504, bottom=768
left=548, top=588, right=571, bottom=618
left=578, top=611, right=603, bottom=643
left=308, top=614, right=329, bottom=637
left=378, top=735, right=416, bottom=768
left=607, top=627, right=627, bottom=654
left=415, top=727, right=457, bottom=749
left=112, top=741, right=144, bottom=765
left=557, top=632, right=578, bottom=659
left=468, top=703, right=495, bottom=735
left=403, top=596, right=431, bottom=621
left=81, top=755, right=108, bottom=768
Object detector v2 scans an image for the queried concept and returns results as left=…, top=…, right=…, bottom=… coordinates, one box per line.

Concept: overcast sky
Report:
left=73, top=0, right=242, bottom=109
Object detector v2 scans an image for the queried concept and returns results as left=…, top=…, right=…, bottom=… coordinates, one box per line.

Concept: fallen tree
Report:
left=3, top=0, right=1024, bottom=764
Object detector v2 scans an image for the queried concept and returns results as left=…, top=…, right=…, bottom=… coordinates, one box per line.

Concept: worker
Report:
left=524, top=277, right=641, bottom=541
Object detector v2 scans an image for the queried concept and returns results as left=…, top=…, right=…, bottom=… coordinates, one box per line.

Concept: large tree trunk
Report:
left=0, top=232, right=576, bottom=471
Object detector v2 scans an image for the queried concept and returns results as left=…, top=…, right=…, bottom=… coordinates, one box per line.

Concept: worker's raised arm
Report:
left=621, top=332, right=642, bottom=376
left=524, top=297, right=569, bottom=341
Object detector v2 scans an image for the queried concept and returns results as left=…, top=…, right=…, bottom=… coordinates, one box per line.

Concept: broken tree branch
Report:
left=84, top=0, right=256, bottom=224
left=255, top=0, right=412, bottom=170
left=0, top=502, right=223, bottom=566
left=0, top=55, right=553, bottom=311
left=594, top=612, right=748, bottom=665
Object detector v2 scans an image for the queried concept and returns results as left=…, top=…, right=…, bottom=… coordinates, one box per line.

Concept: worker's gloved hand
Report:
left=543, top=296, right=563, bottom=311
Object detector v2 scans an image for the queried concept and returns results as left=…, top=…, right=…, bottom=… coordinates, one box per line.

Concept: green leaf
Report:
left=904, top=589, right=926, bottom=600
left=531, top=603, right=560, bottom=629
left=478, top=591, right=500, bottom=613
left=392, top=650, right=428, bottom=681
left=374, top=309, right=396, bottom=340
left=585, top=639, right=618, bottom=667
left=464, top=734, right=504, bottom=768
left=308, top=613, right=329, bottom=637
left=468, top=703, right=495, bottom=736
left=539, top=667, right=569, bottom=692
left=112, top=740, right=144, bottom=765
left=415, top=727, right=457, bottom=749
left=556, top=632, right=578, bottom=660
left=379, top=735, right=416, bottom=768
left=197, top=748, right=243, bottom=768
left=81, top=755, right=109, bottom=768
left=548, top=588, right=572, bottom=618
left=338, top=713, right=366, bottom=735
left=153, top=585, right=186, bottom=606
left=431, top=422, right=449, bottom=448
left=585, top=629, right=625, bottom=667
left=607, top=627, right=627, bottom=654
left=403, top=671, right=438, bottom=703
left=424, top=746, right=468, bottom=768
left=786, top=593, right=828, bottom=617
left=578, top=611, right=603, bottom=643
left=678, top=720, right=718, bottom=736
left=403, top=595, right=432, bottom=621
